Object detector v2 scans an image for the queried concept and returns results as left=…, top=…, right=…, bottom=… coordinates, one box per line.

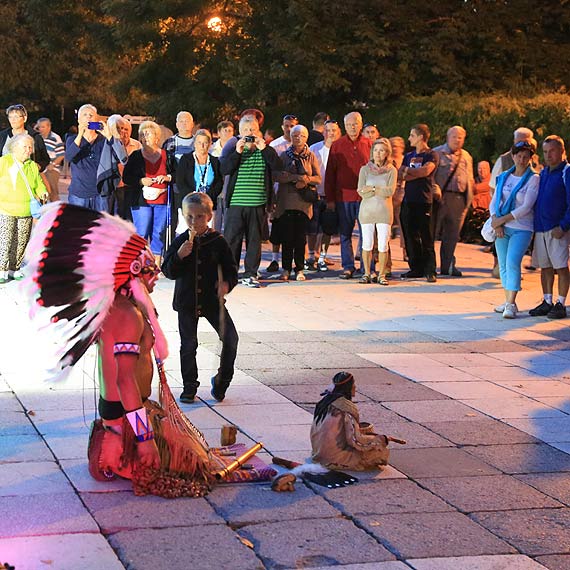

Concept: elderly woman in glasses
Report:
left=0, top=104, right=50, bottom=173
left=0, top=133, right=48, bottom=283
left=123, top=120, right=176, bottom=266
left=490, top=141, right=539, bottom=318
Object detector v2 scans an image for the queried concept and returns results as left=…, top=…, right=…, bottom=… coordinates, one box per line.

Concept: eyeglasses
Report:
left=283, top=114, right=298, bottom=121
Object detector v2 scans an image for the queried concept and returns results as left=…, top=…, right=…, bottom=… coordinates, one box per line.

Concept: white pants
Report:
left=361, top=222, right=391, bottom=252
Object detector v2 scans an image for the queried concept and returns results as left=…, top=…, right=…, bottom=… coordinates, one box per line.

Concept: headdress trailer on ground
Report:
left=21, top=201, right=168, bottom=380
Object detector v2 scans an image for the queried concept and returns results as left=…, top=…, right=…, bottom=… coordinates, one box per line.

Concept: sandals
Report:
left=378, top=276, right=389, bottom=286
left=358, top=275, right=372, bottom=284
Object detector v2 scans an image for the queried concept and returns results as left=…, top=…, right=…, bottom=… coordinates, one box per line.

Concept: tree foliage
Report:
left=2, top=0, right=570, bottom=132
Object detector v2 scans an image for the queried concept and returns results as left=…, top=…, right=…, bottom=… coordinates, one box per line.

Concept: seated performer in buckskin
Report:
left=311, top=372, right=390, bottom=471
left=22, top=202, right=213, bottom=497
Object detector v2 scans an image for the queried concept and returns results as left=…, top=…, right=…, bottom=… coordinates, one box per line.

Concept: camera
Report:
left=88, top=121, right=104, bottom=131
left=244, top=135, right=256, bottom=143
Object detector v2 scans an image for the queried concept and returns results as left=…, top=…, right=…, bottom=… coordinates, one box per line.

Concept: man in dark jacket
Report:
left=220, top=115, right=282, bottom=288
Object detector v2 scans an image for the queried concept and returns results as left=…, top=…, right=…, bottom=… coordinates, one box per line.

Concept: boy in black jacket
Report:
left=162, top=192, right=239, bottom=404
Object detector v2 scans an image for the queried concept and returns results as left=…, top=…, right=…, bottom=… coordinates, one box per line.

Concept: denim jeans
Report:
left=131, top=204, right=168, bottom=255
left=67, top=193, right=108, bottom=213
left=336, top=201, right=361, bottom=271
left=495, top=227, right=533, bottom=292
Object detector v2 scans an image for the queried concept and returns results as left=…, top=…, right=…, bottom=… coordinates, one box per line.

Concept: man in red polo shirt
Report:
left=324, top=112, right=372, bottom=278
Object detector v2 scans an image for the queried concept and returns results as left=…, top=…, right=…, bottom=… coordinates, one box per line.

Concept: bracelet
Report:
left=126, top=407, right=154, bottom=442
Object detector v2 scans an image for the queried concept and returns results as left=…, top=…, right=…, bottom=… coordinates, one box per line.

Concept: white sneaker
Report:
left=12, top=270, right=25, bottom=280
left=503, top=303, right=518, bottom=319
left=0, top=271, right=8, bottom=284
left=494, top=303, right=506, bottom=313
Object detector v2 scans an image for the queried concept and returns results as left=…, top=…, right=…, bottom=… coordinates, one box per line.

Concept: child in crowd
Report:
left=162, top=192, right=239, bottom=403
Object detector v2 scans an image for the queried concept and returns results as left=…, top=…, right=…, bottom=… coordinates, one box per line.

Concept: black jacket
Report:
left=0, top=126, right=50, bottom=172
left=177, top=153, right=223, bottom=209
left=122, top=149, right=177, bottom=207
left=220, top=144, right=282, bottom=208
left=162, top=229, right=238, bottom=317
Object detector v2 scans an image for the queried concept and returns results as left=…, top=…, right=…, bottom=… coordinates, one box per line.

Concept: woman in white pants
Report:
left=357, top=138, right=397, bottom=285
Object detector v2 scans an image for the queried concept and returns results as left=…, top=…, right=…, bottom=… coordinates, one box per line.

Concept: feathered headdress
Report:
left=22, top=202, right=168, bottom=380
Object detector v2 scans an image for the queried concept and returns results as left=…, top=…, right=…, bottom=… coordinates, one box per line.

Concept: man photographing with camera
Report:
left=65, top=103, right=126, bottom=212
left=220, top=115, right=282, bottom=288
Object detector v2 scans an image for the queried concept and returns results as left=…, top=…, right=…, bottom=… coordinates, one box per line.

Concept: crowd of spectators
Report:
left=1, top=102, right=569, bottom=319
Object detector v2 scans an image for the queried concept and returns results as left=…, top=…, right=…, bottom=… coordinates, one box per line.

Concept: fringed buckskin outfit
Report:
left=311, top=397, right=389, bottom=471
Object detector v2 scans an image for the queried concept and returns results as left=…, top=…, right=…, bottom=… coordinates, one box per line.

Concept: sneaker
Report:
left=503, top=303, right=518, bottom=319
left=0, top=271, right=8, bottom=284
left=547, top=301, right=567, bottom=319
left=295, top=271, right=306, bottom=281
left=12, top=270, right=25, bottom=280
left=211, top=376, right=229, bottom=402
left=266, top=260, right=279, bottom=273
left=317, top=260, right=328, bottom=272
left=440, top=268, right=463, bottom=277
left=426, top=274, right=437, bottom=283
left=529, top=299, right=553, bottom=317
left=179, top=392, right=196, bottom=404
left=400, top=270, right=423, bottom=279
left=242, top=276, right=261, bottom=288
left=494, top=303, right=507, bottom=313
left=303, top=259, right=316, bottom=272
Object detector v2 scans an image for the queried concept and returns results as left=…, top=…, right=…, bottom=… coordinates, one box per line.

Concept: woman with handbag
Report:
left=357, top=138, right=397, bottom=285
left=0, top=133, right=48, bottom=283
left=274, top=125, right=321, bottom=281
left=489, top=141, right=539, bottom=318
left=123, top=121, right=175, bottom=267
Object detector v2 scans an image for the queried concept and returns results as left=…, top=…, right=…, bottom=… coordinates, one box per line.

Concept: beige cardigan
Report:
left=357, top=163, right=397, bottom=225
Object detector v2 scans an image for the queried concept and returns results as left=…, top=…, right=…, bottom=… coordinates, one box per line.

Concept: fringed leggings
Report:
left=0, top=214, right=33, bottom=272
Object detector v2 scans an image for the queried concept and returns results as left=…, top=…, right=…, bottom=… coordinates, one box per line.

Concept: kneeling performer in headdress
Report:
left=311, top=372, right=390, bottom=471
left=22, top=202, right=212, bottom=496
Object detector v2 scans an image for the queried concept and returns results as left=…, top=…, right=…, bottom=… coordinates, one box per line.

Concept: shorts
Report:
left=532, top=229, right=570, bottom=269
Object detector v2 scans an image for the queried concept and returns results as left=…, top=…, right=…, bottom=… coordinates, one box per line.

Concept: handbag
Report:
left=142, top=186, right=164, bottom=201
left=16, top=160, right=45, bottom=219
left=481, top=217, right=496, bottom=242
left=298, top=185, right=318, bottom=203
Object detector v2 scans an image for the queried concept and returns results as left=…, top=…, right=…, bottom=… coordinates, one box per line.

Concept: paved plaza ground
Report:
left=1, top=215, right=570, bottom=569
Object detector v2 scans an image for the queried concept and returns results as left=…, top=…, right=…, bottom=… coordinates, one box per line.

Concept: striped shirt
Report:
left=42, top=131, right=65, bottom=171
left=230, top=148, right=267, bottom=206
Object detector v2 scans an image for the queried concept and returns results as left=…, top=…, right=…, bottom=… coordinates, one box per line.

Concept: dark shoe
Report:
left=317, top=260, right=328, bottom=272
left=211, top=376, right=229, bottom=402
left=180, top=392, right=197, bottom=404
left=426, top=274, right=437, bottom=283
left=529, top=299, right=553, bottom=317
left=547, top=301, right=567, bottom=319
left=339, top=270, right=354, bottom=280
left=266, top=260, right=279, bottom=273
left=400, top=271, right=423, bottom=279
left=303, top=259, right=316, bottom=272
left=385, top=271, right=392, bottom=278
left=440, top=268, right=463, bottom=277
left=524, top=264, right=537, bottom=271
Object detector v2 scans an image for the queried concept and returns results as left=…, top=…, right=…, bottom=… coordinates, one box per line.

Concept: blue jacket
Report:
left=534, top=161, right=570, bottom=232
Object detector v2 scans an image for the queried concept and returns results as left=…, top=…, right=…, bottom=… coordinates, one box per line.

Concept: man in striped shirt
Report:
left=221, top=116, right=282, bottom=287
left=36, top=117, right=64, bottom=201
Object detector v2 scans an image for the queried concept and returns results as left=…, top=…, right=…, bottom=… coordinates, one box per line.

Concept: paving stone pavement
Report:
left=1, top=238, right=569, bottom=569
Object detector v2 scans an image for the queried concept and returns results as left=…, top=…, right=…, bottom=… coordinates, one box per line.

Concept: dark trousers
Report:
left=178, top=306, right=239, bottom=395
left=337, top=200, right=362, bottom=271
left=436, top=192, right=468, bottom=272
left=224, top=205, right=265, bottom=278
left=281, top=210, right=308, bottom=272
left=108, top=187, right=132, bottom=221
left=401, top=201, right=436, bottom=275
